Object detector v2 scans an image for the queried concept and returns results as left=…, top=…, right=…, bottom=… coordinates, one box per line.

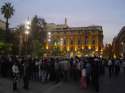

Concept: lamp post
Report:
left=24, top=19, right=31, bottom=55
left=47, top=32, right=51, bottom=55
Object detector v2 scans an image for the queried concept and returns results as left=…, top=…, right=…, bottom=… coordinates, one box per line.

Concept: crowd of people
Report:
left=0, top=55, right=125, bottom=92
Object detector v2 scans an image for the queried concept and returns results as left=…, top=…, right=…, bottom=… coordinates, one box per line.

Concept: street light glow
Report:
left=25, top=30, right=29, bottom=35
left=26, top=20, right=31, bottom=25
left=121, top=42, right=124, bottom=45
left=26, top=25, right=30, bottom=30
left=60, top=38, right=63, bottom=41
left=48, top=38, right=51, bottom=42
left=48, top=32, right=51, bottom=36
left=25, top=19, right=31, bottom=35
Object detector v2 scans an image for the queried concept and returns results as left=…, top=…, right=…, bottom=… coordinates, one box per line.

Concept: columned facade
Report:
left=45, top=25, right=103, bottom=57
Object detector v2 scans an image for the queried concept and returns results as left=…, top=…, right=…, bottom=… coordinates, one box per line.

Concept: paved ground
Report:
left=0, top=69, right=125, bottom=93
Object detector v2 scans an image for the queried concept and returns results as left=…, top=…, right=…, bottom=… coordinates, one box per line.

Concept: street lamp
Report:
left=26, top=20, right=30, bottom=25
left=48, top=32, right=51, bottom=36
left=25, top=30, right=30, bottom=35
left=24, top=19, right=31, bottom=55
left=48, top=38, right=51, bottom=42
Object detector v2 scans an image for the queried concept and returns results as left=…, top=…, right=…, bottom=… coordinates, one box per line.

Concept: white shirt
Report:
left=12, top=64, right=19, bottom=74
left=81, top=68, right=86, bottom=77
left=77, top=62, right=81, bottom=70
left=108, top=60, right=112, bottom=66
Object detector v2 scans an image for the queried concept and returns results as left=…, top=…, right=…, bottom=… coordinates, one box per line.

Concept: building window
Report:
left=78, top=39, right=81, bottom=45
left=64, top=39, right=66, bottom=45
left=85, top=31, right=88, bottom=38
left=70, top=39, right=73, bottom=45
left=92, top=46, right=95, bottom=50
left=92, top=40, right=95, bottom=44
left=85, top=46, right=88, bottom=49
left=85, top=39, right=88, bottom=44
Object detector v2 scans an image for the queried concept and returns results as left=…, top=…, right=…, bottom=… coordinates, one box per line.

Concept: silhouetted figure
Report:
left=23, top=59, right=31, bottom=90
left=108, top=59, right=113, bottom=79
left=12, top=62, right=19, bottom=91
left=122, top=60, right=125, bottom=74
left=80, top=65, right=87, bottom=89
left=54, top=59, right=60, bottom=83
left=92, top=58, right=100, bottom=92
left=114, top=59, right=120, bottom=76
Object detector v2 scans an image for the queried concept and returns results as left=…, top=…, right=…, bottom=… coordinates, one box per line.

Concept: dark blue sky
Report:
left=0, top=0, right=125, bottom=43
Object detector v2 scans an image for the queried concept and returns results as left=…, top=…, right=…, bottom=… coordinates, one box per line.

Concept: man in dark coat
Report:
left=91, top=58, right=100, bottom=92
left=23, top=58, right=31, bottom=90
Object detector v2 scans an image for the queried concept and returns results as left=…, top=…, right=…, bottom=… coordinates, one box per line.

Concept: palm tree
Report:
left=1, top=2, right=15, bottom=41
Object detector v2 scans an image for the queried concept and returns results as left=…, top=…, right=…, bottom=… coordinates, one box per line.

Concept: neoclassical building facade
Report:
left=45, top=21, right=103, bottom=57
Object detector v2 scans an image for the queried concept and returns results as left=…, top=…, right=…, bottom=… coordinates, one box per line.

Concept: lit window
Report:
left=85, top=39, right=88, bottom=44
left=48, top=32, right=51, bottom=36
left=78, top=39, right=81, bottom=45
left=70, top=40, right=73, bottom=45
left=92, top=40, right=95, bottom=44
left=64, top=39, right=66, bottom=45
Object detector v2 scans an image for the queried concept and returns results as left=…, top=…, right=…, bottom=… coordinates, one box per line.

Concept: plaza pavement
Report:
left=0, top=69, right=125, bottom=93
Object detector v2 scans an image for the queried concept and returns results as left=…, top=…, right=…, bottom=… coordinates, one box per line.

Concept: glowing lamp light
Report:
left=85, top=54, right=88, bottom=57
left=48, top=35, right=51, bottom=38
left=26, top=20, right=30, bottom=25
left=48, top=38, right=51, bottom=42
left=25, top=30, right=29, bottom=35
left=54, top=42, right=57, bottom=47
left=113, top=54, right=116, bottom=59
left=26, top=25, right=30, bottom=30
left=46, top=45, right=48, bottom=50
left=60, top=38, right=63, bottom=41
left=75, top=47, right=77, bottom=51
left=101, top=49, right=103, bottom=52
left=60, top=38, right=63, bottom=46
left=60, top=41, right=63, bottom=46
left=82, top=46, right=84, bottom=49
left=96, top=47, right=98, bottom=51
left=48, top=32, right=51, bottom=36
left=88, top=45, right=91, bottom=49
left=67, top=46, right=70, bottom=51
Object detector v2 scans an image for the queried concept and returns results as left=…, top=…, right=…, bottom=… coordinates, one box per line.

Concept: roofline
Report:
left=0, top=19, right=5, bottom=23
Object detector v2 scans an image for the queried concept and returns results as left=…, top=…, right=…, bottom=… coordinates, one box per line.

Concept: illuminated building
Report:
left=45, top=18, right=103, bottom=57
left=112, top=26, right=125, bottom=58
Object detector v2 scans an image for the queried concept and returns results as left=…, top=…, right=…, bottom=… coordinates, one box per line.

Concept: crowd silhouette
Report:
left=0, top=55, right=125, bottom=92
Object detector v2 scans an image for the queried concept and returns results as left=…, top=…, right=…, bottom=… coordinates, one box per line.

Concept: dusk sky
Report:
left=0, top=0, right=125, bottom=44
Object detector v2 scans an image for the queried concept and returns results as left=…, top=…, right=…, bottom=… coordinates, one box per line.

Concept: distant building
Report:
left=112, top=26, right=125, bottom=58
left=0, top=19, right=5, bottom=30
left=45, top=19, right=103, bottom=57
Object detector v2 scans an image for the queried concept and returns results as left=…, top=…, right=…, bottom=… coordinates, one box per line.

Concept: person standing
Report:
left=114, top=59, right=120, bottom=76
left=23, top=58, right=31, bottom=90
left=122, top=59, right=125, bottom=74
left=86, top=61, right=91, bottom=87
left=12, top=62, right=19, bottom=91
left=80, top=65, right=87, bottom=89
left=54, top=59, right=60, bottom=83
left=108, top=59, right=113, bottom=79
left=92, top=58, right=100, bottom=92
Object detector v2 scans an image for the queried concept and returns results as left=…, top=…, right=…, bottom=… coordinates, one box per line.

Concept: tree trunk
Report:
left=6, top=18, right=9, bottom=42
